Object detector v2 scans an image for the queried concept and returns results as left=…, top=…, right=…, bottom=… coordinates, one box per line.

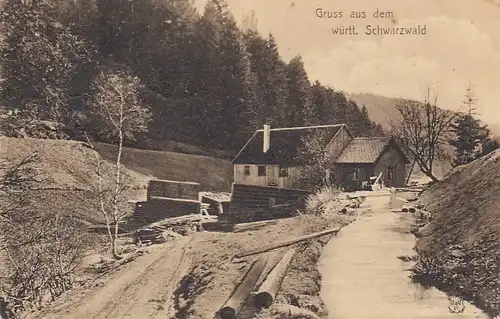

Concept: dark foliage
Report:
left=0, top=0, right=381, bottom=151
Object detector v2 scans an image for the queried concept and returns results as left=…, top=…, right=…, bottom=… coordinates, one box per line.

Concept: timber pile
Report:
left=401, top=205, right=417, bottom=213
left=147, top=179, right=200, bottom=201
left=149, top=213, right=214, bottom=228
left=134, top=213, right=217, bottom=245
left=254, top=248, right=296, bottom=308
left=219, top=255, right=269, bottom=319
left=217, top=228, right=344, bottom=318
left=135, top=226, right=183, bottom=245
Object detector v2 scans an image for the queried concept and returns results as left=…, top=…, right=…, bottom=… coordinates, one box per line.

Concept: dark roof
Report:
left=232, top=124, right=348, bottom=165
left=334, top=137, right=410, bottom=164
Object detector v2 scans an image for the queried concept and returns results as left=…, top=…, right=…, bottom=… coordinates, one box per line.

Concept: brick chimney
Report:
left=263, top=124, right=270, bottom=153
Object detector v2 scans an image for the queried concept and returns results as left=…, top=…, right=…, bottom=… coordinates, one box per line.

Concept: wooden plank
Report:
left=233, top=227, right=341, bottom=259
left=254, top=248, right=296, bottom=308
left=149, top=179, right=200, bottom=185
left=149, top=196, right=200, bottom=204
left=232, top=219, right=281, bottom=233
left=219, top=255, right=269, bottom=319
left=395, top=187, right=424, bottom=192
left=396, top=196, right=409, bottom=203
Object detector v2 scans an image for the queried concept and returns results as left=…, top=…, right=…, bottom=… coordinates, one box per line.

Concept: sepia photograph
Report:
left=0, top=0, right=499, bottom=318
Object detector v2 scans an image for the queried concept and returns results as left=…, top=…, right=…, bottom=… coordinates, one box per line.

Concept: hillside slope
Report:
left=0, top=137, right=149, bottom=224
left=417, top=149, right=500, bottom=250
left=0, top=137, right=234, bottom=224
left=414, top=149, right=500, bottom=315
left=93, top=142, right=233, bottom=191
left=347, top=92, right=500, bottom=138
left=346, top=93, right=403, bottom=129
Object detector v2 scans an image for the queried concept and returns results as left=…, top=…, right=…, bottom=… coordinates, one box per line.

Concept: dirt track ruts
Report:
left=37, top=236, right=193, bottom=319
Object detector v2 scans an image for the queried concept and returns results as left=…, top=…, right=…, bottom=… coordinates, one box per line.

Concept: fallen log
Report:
left=232, top=219, right=280, bottom=233
left=255, top=248, right=296, bottom=308
left=219, top=255, right=269, bottom=319
left=234, top=227, right=341, bottom=259
left=147, top=214, right=218, bottom=230
left=395, top=187, right=424, bottom=192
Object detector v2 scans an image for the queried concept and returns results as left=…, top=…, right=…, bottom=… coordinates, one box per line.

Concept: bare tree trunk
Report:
left=111, top=105, right=125, bottom=260
left=424, top=170, right=440, bottom=182
left=85, top=133, right=123, bottom=260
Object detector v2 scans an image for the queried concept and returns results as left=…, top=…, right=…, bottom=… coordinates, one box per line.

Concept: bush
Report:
left=302, top=186, right=343, bottom=217
left=0, top=154, right=88, bottom=316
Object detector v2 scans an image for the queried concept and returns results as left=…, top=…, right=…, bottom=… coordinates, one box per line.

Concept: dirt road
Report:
left=34, top=236, right=192, bottom=319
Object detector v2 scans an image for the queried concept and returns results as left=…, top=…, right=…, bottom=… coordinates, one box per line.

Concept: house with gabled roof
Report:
left=231, top=124, right=410, bottom=191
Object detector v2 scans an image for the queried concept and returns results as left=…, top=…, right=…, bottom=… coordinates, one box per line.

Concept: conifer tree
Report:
left=244, top=31, right=288, bottom=127
left=285, top=56, right=311, bottom=127
left=449, top=86, right=498, bottom=166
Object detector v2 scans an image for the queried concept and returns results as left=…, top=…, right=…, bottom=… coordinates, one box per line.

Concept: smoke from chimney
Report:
left=263, top=124, right=270, bottom=153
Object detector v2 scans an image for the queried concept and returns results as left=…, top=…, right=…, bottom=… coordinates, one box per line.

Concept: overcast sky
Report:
left=195, top=0, right=500, bottom=127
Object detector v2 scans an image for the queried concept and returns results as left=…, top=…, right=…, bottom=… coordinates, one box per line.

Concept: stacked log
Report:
left=401, top=205, right=417, bottom=213
left=234, top=227, right=341, bottom=259
left=134, top=214, right=217, bottom=244
left=219, top=255, right=269, bottom=319
left=135, top=226, right=168, bottom=245
left=147, top=179, right=200, bottom=200
left=254, top=248, right=296, bottom=308
left=150, top=213, right=217, bottom=230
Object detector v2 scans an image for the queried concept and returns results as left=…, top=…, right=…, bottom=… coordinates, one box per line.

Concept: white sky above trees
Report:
left=195, top=0, right=500, bottom=127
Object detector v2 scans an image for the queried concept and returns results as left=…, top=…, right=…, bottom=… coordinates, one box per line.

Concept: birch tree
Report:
left=86, top=66, right=151, bottom=259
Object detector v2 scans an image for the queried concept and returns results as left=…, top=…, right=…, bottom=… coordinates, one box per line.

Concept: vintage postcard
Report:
left=0, top=0, right=499, bottom=318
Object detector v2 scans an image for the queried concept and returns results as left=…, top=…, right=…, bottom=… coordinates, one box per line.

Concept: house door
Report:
left=267, top=165, right=278, bottom=187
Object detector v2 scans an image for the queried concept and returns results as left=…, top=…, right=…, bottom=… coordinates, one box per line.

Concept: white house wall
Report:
left=234, top=164, right=302, bottom=189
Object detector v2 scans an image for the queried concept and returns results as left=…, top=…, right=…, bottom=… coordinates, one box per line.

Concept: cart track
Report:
left=37, top=236, right=193, bottom=319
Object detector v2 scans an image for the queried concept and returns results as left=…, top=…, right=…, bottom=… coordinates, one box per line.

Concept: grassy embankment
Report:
left=410, top=150, right=500, bottom=317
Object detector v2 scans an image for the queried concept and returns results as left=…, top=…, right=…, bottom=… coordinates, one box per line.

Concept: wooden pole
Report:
left=234, top=227, right=341, bottom=259
left=254, top=248, right=296, bottom=308
left=406, top=159, right=416, bottom=186
left=232, top=219, right=280, bottom=233
left=219, top=255, right=269, bottom=319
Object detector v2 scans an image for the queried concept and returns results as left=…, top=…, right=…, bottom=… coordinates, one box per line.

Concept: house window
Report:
left=387, top=166, right=394, bottom=180
left=279, top=166, right=288, bottom=177
left=244, top=165, right=250, bottom=176
left=352, top=168, right=360, bottom=180
left=258, top=165, right=266, bottom=176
